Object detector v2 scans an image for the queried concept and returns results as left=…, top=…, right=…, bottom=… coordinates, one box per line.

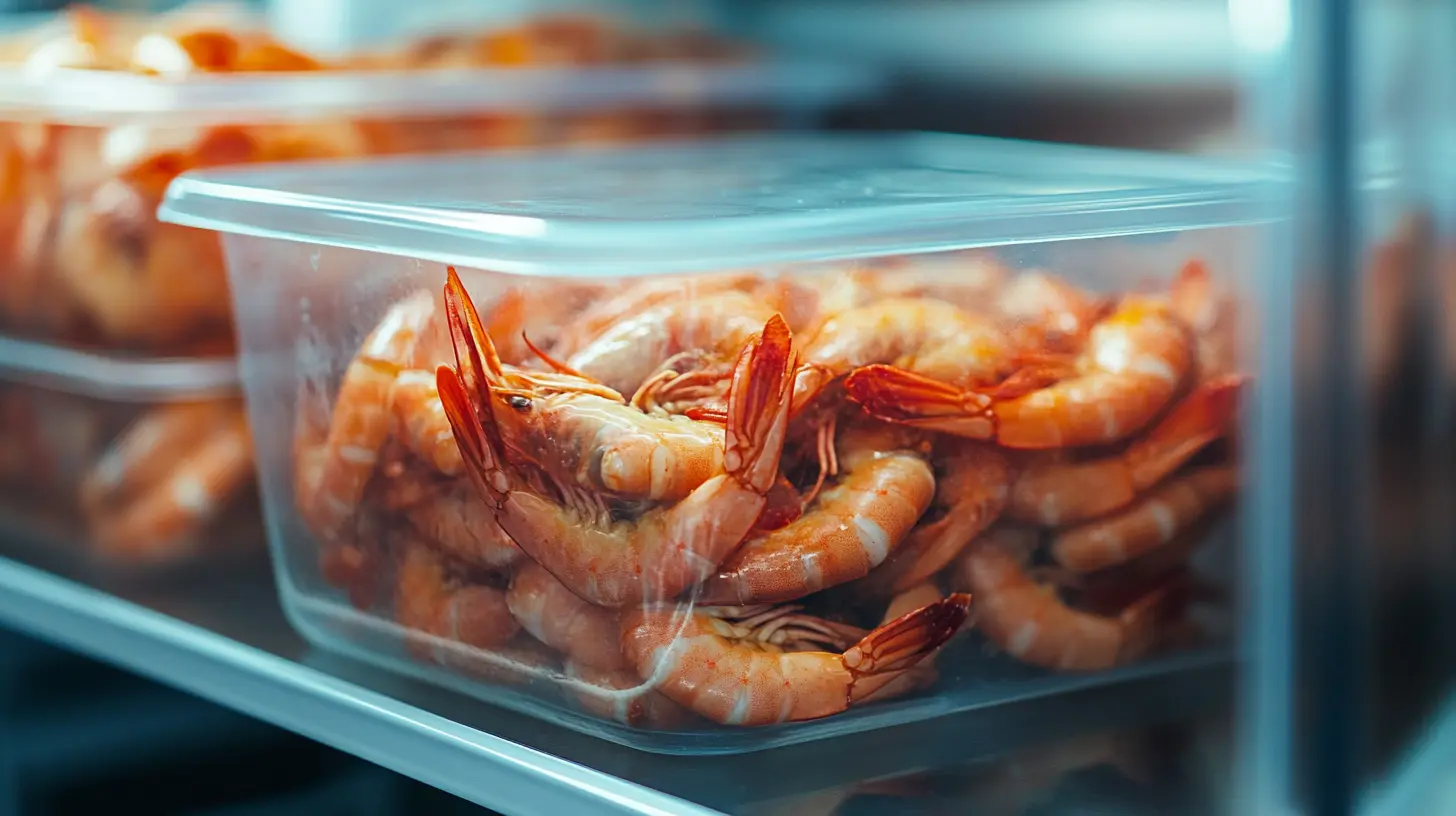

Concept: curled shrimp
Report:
left=619, top=594, right=970, bottom=726
left=793, top=298, right=1017, bottom=421
left=696, top=423, right=936, bottom=605
left=847, top=295, right=1194, bottom=448
left=1005, top=374, right=1243, bottom=527
left=549, top=272, right=761, bottom=358
left=1049, top=465, right=1239, bottom=574
left=561, top=289, right=779, bottom=396
left=852, top=439, right=1011, bottom=597
left=1169, top=259, right=1239, bottom=381
left=507, top=561, right=627, bottom=671
left=394, top=540, right=520, bottom=664
left=84, top=402, right=253, bottom=561
left=441, top=268, right=729, bottom=503
left=403, top=480, right=524, bottom=570
left=440, top=302, right=797, bottom=608
left=953, top=531, right=1178, bottom=672
left=565, top=661, right=696, bottom=729
left=388, top=369, right=462, bottom=476
left=296, top=291, right=435, bottom=543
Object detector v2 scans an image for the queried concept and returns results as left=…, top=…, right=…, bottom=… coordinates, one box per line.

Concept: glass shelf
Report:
left=0, top=539, right=1232, bottom=815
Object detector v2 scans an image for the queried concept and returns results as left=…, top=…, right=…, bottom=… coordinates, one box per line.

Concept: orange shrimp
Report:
left=562, top=289, right=779, bottom=396
left=296, top=291, right=435, bottom=543
left=507, top=561, right=627, bottom=671
left=847, top=295, right=1194, bottom=447
left=395, top=540, right=520, bottom=663
left=794, top=298, right=1016, bottom=421
left=1049, top=465, right=1239, bottom=574
left=995, top=272, right=1107, bottom=352
left=88, top=406, right=254, bottom=561
left=953, top=532, right=1177, bottom=672
left=549, top=272, right=761, bottom=357
left=696, top=423, right=936, bottom=605
left=1005, top=374, right=1243, bottom=527
left=440, top=268, right=728, bottom=503
left=440, top=309, right=796, bottom=608
left=402, top=480, right=523, bottom=570
left=78, top=400, right=238, bottom=515
left=388, top=369, right=462, bottom=476
left=853, top=440, right=1011, bottom=596
left=1169, top=259, right=1239, bottom=380
left=618, top=594, right=970, bottom=726
left=565, top=661, right=697, bottom=729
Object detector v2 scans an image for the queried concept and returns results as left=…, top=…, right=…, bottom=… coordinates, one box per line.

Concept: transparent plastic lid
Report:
left=0, top=61, right=876, bottom=126
left=159, top=133, right=1277, bottom=277
left=0, top=335, right=238, bottom=401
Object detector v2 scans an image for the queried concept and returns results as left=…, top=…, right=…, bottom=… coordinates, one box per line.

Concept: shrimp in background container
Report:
left=0, top=340, right=258, bottom=574
left=159, top=133, right=1270, bottom=753
left=0, top=3, right=875, bottom=357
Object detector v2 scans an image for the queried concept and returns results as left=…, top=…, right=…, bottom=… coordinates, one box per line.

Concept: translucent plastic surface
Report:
left=161, top=134, right=1262, bottom=752
left=0, top=351, right=258, bottom=574
left=0, top=7, right=871, bottom=356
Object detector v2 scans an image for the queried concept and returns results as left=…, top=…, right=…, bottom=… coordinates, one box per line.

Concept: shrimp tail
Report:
left=724, top=313, right=796, bottom=493
left=843, top=364, right=995, bottom=439
left=443, top=266, right=505, bottom=398
left=843, top=592, right=971, bottom=704
left=1125, top=373, right=1245, bottom=489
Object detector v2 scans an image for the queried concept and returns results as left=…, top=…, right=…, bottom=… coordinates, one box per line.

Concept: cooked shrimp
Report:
left=1050, top=465, right=1238, bottom=574
left=696, top=423, right=936, bottom=605
left=78, top=400, right=238, bottom=515
left=439, top=268, right=730, bottom=503
left=550, top=272, right=760, bottom=357
left=795, top=298, right=1016, bottom=420
left=853, top=440, right=1011, bottom=596
left=1005, top=374, right=1243, bottom=526
left=619, top=594, right=970, bottom=726
left=995, top=272, right=1106, bottom=352
left=508, top=561, right=627, bottom=671
left=989, top=296, right=1195, bottom=447
left=953, top=533, right=1176, bottom=671
left=847, top=295, right=1194, bottom=447
left=395, top=540, right=519, bottom=663
left=296, top=291, right=435, bottom=543
left=566, top=661, right=696, bottom=729
left=389, top=369, right=462, bottom=476
left=1169, top=259, right=1239, bottom=380
left=440, top=307, right=796, bottom=608
left=562, top=289, right=778, bottom=395
left=89, top=406, right=253, bottom=560
left=403, top=480, right=523, bottom=570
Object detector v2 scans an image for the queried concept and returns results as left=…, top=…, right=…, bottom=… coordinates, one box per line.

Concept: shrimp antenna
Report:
left=521, top=331, right=600, bottom=383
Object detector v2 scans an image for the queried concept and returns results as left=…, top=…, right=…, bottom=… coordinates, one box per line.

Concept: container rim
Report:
left=0, top=60, right=880, bottom=126
left=0, top=335, right=239, bottom=401
left=159, top=132, right=1287, bottom=279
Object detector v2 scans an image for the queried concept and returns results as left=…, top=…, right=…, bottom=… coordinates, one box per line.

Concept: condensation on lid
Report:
left=0, top=335, right=239, bottom=401
left=159, top=132, right=1279, bottom=277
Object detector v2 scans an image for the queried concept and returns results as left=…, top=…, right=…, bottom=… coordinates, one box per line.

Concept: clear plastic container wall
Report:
left=160, top=134, right=1267, bottom=753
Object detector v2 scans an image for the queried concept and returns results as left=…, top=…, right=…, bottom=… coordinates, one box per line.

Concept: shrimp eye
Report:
left=508, top=395, right=532, bottom=412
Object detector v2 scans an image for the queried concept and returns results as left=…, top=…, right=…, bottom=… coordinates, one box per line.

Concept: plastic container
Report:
left=160, top=133, right=1268, bottom=753
left=0, top=335, right=258, bottom=574
left=0, top=6, right=874, bottom=357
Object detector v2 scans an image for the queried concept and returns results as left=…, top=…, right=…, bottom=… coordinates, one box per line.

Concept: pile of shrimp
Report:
left=294, top=251, right=1244, bottom=729
left=0, top=390, right=256, bottom=564
left=0, top=4, right=762, bottom=356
